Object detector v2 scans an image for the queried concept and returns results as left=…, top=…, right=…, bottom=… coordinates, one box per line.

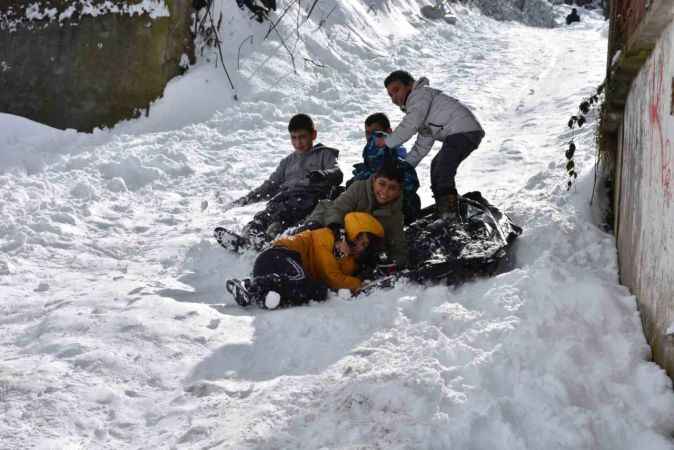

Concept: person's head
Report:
left=571, top=8, right=577, bottom=13
left=372, top=159, right=404, bottom=205
left=364, top=113, right=392, bottom=141
left=288, top=113, right=317, bottom=153
left=384, top=70, right=415, bottom=107
left=344, top=212, right=384, bottom=258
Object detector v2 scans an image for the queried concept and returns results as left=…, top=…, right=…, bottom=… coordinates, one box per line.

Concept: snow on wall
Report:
left=617, top=19, right=674, bottom=375
left=0, top=0, right=169, bottom=32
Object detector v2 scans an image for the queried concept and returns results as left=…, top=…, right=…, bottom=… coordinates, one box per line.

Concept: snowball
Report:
left=264, top=291, right=281, bottom=310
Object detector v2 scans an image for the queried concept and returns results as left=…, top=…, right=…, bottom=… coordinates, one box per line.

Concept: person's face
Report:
left=290, top=129, right=317, bottom=152
left=386, top=80, right=412, bottom=107
left=372, top=176, right=402, bottom=205
left=349, top=232, right=370, bottom=258
left=364, top=123, right=391, bottom=141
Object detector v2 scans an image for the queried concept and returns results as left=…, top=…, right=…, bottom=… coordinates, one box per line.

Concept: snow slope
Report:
left=2, top=1, right=674, bottom=449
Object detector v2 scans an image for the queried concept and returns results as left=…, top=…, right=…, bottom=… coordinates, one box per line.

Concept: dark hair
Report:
left=288, top=113, right=315, bottom=133
left=384, top=70, right=414, bottom=88
left=365, top=113, right=391, bottom=130
left=374, top=157, right=404, bottom=185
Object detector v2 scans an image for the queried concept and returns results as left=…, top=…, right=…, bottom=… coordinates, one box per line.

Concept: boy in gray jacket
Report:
left=379, top=70, right=485, bottom=219
left=228, top=113, right=343, bottom=247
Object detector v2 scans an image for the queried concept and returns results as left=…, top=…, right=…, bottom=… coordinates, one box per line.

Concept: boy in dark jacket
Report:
left=348, top=113, right=421, bottom=224
left=226, top=114, right=343, bottom=249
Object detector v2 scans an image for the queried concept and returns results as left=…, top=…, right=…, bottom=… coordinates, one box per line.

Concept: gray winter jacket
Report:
left=384, top=77, right=483, bottom=167
left=240, top=143, right=342, bottom=205
left=306, top=176, right=408, bottom=267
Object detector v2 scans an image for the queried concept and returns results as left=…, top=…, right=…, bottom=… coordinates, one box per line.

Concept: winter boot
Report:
left=226, top=278, right=256, bottom=306
left=265, top=221, right=283, bottom=241
left=435, top=193, right=459, bottom=221
left=214, top=227, right=249, bottom=253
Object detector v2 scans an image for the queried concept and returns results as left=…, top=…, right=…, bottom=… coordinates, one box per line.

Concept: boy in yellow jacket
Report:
left=226, top=212, right=384, bottom=309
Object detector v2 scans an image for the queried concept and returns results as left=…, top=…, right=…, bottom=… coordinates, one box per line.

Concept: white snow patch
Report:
left=0, top=2, right=672, bottom=449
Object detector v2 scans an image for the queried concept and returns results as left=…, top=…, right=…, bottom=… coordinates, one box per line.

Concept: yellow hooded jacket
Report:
left=273, top=212, right=384, bottom=292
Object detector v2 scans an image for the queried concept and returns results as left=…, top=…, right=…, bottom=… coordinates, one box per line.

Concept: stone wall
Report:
left=615, top=20, right=674, bottom=375
left=0, top=0, right=194, bottom=131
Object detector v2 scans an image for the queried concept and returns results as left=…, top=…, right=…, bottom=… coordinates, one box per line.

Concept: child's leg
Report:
left=252, top=247, right=327, bottom=307
left=243, top=198, right=284, bottom=241
left=430, top=131, right=483, bottom=198
left=403, top=191, right=422, bottom=224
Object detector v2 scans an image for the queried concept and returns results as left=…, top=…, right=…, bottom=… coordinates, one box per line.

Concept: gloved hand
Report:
left=327, top=222, right=345, bottom=239
left=375, top=262, right=397, bottom=276
left=328, top=222, right=347, bottom=258
left=306, top=170, right=328, bottom=183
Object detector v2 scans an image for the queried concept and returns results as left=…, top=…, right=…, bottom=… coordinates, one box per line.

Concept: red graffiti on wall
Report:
left=648, top=50, right=672, bottom=204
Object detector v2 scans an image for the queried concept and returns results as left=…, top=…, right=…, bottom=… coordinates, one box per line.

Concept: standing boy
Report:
left=379, top=70, right=484, bottom=219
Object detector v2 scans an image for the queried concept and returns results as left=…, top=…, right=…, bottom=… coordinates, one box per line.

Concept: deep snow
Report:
left=2, top=1, right=674, bottom=449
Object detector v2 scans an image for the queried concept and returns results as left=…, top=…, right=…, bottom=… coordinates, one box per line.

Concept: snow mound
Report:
left=470, top=0, right=556, bottom=27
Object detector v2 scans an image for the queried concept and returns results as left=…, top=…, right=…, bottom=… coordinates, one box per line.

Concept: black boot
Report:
left=226, top=278, right=256, bottom=306
left=435, top=192, right=459, bottom=221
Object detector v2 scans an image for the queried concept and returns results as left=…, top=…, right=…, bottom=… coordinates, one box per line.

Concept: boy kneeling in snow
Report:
left=226, top=212, right=384, bottom=309
left=226, top=113, right=343, bottom=249
left=305, top=159, right=408, bottom=269
left=348, top=112, right=421, bottom=224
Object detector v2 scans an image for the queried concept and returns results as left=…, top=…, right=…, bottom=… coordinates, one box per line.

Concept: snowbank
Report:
left=1, top=2, right=673, bottom=449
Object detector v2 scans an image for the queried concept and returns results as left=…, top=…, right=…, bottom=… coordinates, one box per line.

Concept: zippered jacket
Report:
left=240, top=143, right=342, bottom=205
left=384, top=77, right=483, bottom=167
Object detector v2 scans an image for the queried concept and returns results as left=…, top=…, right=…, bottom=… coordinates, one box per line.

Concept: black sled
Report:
left=365, top=191, right=522, bottom=288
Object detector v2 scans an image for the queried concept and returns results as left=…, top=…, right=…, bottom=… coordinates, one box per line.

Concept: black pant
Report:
left=253, top=247, right=328, bottom=307
left=245, top=189, right=325, bottom=240
left=430, top=131, right=484, bottom=197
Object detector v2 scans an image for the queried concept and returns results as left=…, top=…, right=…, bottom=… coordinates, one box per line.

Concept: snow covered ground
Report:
left=2, top=1, right=674, bottom=449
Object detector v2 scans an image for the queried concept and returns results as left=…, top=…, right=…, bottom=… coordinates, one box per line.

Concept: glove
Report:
left=327, top=222, right=345, bottom=239
left=328, top=222, right=347, bottom=258
left=307, top=170, right=328, bottom=183
left=376, top=262, right=397, bottom=276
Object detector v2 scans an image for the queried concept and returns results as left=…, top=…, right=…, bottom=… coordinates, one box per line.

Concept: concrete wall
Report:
left=0, top=0, right=194, bottom=132
left=616, top=20, right=674, bottom=374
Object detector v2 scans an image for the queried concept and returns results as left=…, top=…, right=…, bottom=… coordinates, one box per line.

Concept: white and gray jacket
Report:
left=384, top=77, right=483, bottom=167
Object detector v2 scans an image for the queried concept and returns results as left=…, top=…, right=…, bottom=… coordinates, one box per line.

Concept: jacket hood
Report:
left=344, top=212, right=384, bottom=241
left=401, top=77, right=430, bottom=112
left=413, top=77, right=430, bottom=90
left=311, top=142, right=339, bottom=158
